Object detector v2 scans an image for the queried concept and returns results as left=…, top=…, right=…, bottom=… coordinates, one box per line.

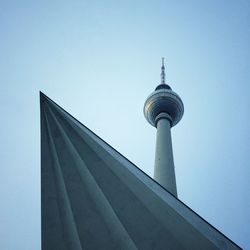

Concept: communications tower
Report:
left=144, top=58, right=184, bottom=197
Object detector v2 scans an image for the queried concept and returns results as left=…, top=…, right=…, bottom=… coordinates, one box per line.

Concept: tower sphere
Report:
left=144, top=59, right=184, bottom=127
left=144, top=86, right=184, bottom=127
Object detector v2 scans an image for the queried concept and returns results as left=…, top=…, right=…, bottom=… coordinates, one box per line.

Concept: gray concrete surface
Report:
left=154, top=116, right=177, bottom=197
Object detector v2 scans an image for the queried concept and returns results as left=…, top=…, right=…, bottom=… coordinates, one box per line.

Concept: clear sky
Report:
left=0, top=0, right=249, bottom=249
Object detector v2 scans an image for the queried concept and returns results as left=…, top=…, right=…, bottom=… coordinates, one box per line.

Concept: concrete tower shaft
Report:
left=144, top=59, right=184, bottom=197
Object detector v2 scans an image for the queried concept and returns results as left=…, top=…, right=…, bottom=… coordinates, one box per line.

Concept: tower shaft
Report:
left=154, top=116, right=177, bottom=197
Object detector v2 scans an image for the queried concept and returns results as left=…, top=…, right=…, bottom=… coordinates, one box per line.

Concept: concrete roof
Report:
left=40, top=92, right=241, bottom=250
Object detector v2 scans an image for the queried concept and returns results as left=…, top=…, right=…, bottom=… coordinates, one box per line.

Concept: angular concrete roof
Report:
left=40, top=92, right=241, bottom=250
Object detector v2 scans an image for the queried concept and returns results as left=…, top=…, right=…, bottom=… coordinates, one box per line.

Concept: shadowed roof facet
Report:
left=40, top=92, right=241, bottom=250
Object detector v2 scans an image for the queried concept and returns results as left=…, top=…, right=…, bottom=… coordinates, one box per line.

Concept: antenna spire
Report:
left=161, top=57, right=166, bottom=84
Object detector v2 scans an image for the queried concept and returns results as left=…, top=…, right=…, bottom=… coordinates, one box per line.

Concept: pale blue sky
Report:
left=0, top=0, right=249, bottom=249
